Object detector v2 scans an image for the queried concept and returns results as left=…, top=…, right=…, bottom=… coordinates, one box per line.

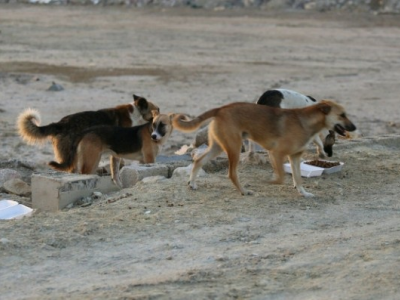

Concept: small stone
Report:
left=92, top=191, right=103, bottom=198
left=47, top=81, right=64, bottom=92
left=0, top=169, right=21, bottom=187
left=3, top=178, right=31, bottom=196
left=0, top=238, right=9, bottom=244
left=172, top=164, right=207, bottom=178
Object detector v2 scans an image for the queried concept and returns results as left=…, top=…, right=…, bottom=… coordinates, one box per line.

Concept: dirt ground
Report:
left=1, top=5, right=400, bottom=299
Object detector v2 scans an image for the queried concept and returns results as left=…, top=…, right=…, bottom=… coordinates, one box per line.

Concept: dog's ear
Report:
left=318, top=103, right=332, bottom=115
left=151, top=110, right=160, bottom=118
left=133, top=95, right=149, bottom=111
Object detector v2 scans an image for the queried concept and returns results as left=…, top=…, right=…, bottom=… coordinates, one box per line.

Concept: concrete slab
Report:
left=32, top=173, right=119, bottom=212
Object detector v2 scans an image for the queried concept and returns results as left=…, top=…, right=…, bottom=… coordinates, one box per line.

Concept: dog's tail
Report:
left=172, top=108, right=219, bottom=132
left=17, top=108, right=61, bottom=145
left=48, top=158, right=75, bottom=172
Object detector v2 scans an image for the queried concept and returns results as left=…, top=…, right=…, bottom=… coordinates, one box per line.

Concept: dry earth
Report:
left=1, top=5, right=400, bottom=299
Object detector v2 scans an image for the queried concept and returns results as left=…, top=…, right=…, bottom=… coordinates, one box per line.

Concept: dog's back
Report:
left=211, top=103, right=312, bottom=148
left=50, top=105, right=134, bottom=135
left=257, top=89, right=317, bottom=108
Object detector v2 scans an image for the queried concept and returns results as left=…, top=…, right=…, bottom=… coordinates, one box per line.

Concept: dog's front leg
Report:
left=289, top=153, right=314, bottom=197
left=110, top=156, right=123, bottom=188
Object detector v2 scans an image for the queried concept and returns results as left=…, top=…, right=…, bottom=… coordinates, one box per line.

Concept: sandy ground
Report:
left=1, top=5, right=400, bottom=299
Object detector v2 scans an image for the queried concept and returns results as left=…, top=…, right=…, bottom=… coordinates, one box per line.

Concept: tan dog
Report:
left=173, top=100, right=356, bottom=197
left=250, top=88, right=335, bottom=157
left=69, top=110, right=174, bottom=187
left=17, top=94, right=159, bottom=174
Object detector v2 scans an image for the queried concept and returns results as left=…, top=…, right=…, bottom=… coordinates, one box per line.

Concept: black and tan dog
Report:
left=173, top=100, right=356, bottom=197
left=66, top=110, right=174, bottom=187
left=17, top=94, right=159, bottom=173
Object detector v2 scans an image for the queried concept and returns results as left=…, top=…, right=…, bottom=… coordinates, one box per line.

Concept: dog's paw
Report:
left=301, top=191, right=315, bottom=198
left=296, top=186, right=315, bottom=197
left=188, top=181, right=198, bottom=190
left=112, top=177, right=123, bottom=188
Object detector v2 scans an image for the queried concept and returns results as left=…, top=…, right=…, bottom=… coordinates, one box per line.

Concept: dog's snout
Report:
left=151, top=134, right=157, bottom=140
left=345, top=122, right=357, bottom=132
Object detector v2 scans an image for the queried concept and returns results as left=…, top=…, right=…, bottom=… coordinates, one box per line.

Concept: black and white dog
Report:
left=248, top=88, right=336, bottom=157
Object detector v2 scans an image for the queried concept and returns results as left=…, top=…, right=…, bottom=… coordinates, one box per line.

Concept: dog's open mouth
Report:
left=334, top=124, right=346, bottom=136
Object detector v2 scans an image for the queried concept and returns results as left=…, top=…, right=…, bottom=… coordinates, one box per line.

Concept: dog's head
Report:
left=131, top=94, right=160, bottom=125
left=151, top=110, right=175, bottom=144
left=318, top=100, right=357, bottom=136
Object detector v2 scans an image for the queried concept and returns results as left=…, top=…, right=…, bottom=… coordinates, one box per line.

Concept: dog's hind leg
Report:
left=77, top=140, right=102, bottom=175
left=110, top=156, right=123, bottom=188
left=215, top=131, right=252, bottom=195
left=189, top=141, right=222, bottom=191
left=288, top=152, right=315, bottom=197
left=80, top=154, right=101, bottom=175
left=267, top=151, right=285, bottom=185
left=226, top=146, right=253, bottom=195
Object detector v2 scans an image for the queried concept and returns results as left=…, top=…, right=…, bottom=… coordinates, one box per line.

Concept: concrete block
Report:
left=157, top=154, right=192, bottom=177
left=172, top=164, right=207, bottom=178
left=32, top=173, right=119, bottom=212
left=120, top=163, right=169, bottom=188
left=156, top=154, right=192, bottom=164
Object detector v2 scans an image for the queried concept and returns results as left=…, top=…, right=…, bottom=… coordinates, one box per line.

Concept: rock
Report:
left=172, top=164, right=207, bottom=178
left=3, top=178, right=31, bottom=196
left=0, top=238, right=9, bottom=245
left=47, top=81, right=64, bottom=92
left=0, top=169, right=21, bottom=187
left=120, top=163, right=169, bottom=188
left=92, top=191, right=103, bottom=198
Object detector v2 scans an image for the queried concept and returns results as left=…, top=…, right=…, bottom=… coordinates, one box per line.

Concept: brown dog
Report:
left=17, top=94, right=159, bottom=174
left=173, top=100, right=356, bottom=197
left=69, top=110, right=174, bottom=187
